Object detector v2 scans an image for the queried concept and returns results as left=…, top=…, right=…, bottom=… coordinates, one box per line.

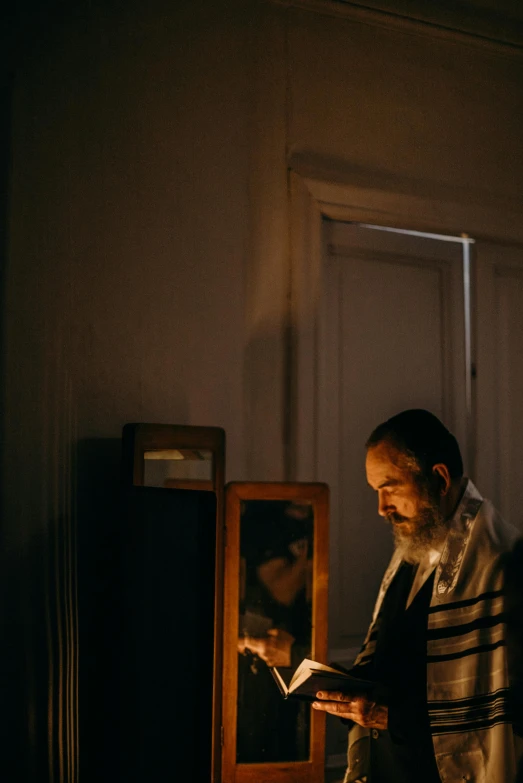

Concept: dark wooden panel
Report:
left=119, top=486, right=217, bottom=781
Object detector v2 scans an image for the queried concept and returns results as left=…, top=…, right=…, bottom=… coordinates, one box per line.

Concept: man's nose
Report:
left=377, top=493, right=392, bottom=517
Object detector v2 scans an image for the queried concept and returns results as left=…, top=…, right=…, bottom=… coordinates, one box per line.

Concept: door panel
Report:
left=475, top=242, right=523, bottom=532
left=319, top=221, right=467, bottom=650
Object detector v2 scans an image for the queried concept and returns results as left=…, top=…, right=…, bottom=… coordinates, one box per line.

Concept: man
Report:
left=312, top=409, right=523, bottom=782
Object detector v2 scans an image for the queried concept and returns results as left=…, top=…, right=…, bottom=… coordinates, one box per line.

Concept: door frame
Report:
left=288, top=165, right=523, bottom=482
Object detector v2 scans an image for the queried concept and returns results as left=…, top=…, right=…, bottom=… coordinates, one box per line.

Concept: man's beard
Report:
left=386, top=498, right=449, bottom=564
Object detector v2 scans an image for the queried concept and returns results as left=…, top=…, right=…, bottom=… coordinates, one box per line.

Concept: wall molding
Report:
left=269, top=0, right=523, bottom=58
left=289, top=154, right=523, bottom=245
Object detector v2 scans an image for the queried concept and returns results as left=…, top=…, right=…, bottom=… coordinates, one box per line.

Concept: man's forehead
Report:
left=366, top=440, right=402, bottom=463
left=365, top=441, right=410, bottom=481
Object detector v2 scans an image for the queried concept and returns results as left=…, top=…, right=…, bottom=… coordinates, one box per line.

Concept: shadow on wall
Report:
left=0, top=502, right=57, bottom=780
left=0, top=45, right=13, bottom=779
left=0, top=436, right=124, bottom=783
left=77, top=437, right=124, bottom=783
left=243, top=326, right=288, bottom=481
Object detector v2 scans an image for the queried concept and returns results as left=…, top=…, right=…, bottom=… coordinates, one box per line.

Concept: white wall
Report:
left=288, top=10, right=523, bottom=200
left=6, top=0, right=250, bottom=471
left=2, top=1, right=255, bottom=777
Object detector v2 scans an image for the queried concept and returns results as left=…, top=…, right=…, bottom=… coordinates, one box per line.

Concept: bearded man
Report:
left=312, top=409, right=523, bottom=783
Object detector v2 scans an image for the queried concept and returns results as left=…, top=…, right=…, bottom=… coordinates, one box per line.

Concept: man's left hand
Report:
left=312, top=691, right=388, bottom=729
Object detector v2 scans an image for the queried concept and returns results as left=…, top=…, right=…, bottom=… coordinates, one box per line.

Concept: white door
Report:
left=318, top=221, right=468, bottom=654
left=475, top=240, right=523, bottom=533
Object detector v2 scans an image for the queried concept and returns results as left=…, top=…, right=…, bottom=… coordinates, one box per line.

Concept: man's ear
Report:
left=432, top=463, right=451, bottom=496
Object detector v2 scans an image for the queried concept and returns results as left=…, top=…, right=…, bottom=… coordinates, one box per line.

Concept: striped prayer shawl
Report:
left=344, top=480, right=523, bottom=783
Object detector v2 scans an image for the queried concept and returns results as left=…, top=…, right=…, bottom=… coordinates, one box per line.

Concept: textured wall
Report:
left=2, top=1, right=252, bottom=779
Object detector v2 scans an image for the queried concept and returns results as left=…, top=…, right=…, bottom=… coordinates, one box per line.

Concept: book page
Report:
left=270, top=666, right=288, bottom=694
left=289, top=659, right=346, bottom=692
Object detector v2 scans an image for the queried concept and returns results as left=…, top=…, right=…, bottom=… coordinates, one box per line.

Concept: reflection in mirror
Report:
left=143, top=448, right=213, bottom=489
left=236, top=499, right=314, bottom=764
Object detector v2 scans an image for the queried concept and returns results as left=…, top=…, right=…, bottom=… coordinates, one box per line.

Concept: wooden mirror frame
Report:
left=122, top=422, right=225, bottom=492
left=221, top=482, right=329, bottom=783
left=122, top=423, right=226, bottom=783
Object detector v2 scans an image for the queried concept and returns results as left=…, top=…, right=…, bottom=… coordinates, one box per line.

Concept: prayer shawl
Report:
left=344, top=480, right=523, bottom=783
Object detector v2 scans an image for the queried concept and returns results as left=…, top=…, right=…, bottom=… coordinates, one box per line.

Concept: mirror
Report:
left=222, top=483, right=329, bottom=783
left=122, top=424, right=223, bottom=492
left=143, top=448, right=213, bottom=489
left=237, top=498, right=313, bottom=763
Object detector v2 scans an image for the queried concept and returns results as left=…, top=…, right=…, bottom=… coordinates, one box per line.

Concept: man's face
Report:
left=365, top=440, right=446, bottom=560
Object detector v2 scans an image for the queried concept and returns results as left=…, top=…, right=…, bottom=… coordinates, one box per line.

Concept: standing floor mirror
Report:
left=221, top=482, right=329, bottom=783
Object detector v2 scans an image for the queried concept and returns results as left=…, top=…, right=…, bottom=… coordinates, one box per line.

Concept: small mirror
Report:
left=222, top=483, right=329, bottom=783
left=122, top=423, right=223, bottom=493
left=143, top=448, right=213, bottom=489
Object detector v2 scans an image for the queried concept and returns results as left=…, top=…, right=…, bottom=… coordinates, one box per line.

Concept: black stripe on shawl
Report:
left=431, top=707, right=508, bottom=727
left=431, top=705, right=508, bottom=727
left=426, top=612, right=506, bottom=640
left=431, top=714, right=511, bottom=735
left=429, top=692, right=510, bottom=726
left=426, top=638, right=506, bottom=663
left=428, top=589, right=504, bottom=614
left=428, top=688, right=510, bottom=713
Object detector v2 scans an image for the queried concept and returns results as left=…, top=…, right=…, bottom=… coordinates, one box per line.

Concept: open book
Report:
left=270, top=658, right=374, bottom=701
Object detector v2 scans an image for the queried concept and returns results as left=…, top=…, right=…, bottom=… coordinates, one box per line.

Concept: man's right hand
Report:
left=312, top=690, right=389, bottom=729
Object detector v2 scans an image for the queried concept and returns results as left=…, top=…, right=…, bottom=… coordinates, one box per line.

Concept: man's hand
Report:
left=312, top=691, right=388, bottom=729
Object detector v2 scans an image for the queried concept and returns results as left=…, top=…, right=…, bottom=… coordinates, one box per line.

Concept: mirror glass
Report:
left=236, top=499, right=314, bottom=763
left=143, top=448, right=213, bottom=489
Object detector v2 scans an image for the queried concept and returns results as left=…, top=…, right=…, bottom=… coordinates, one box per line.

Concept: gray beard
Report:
left=389, top=505, right=449, bottom=564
